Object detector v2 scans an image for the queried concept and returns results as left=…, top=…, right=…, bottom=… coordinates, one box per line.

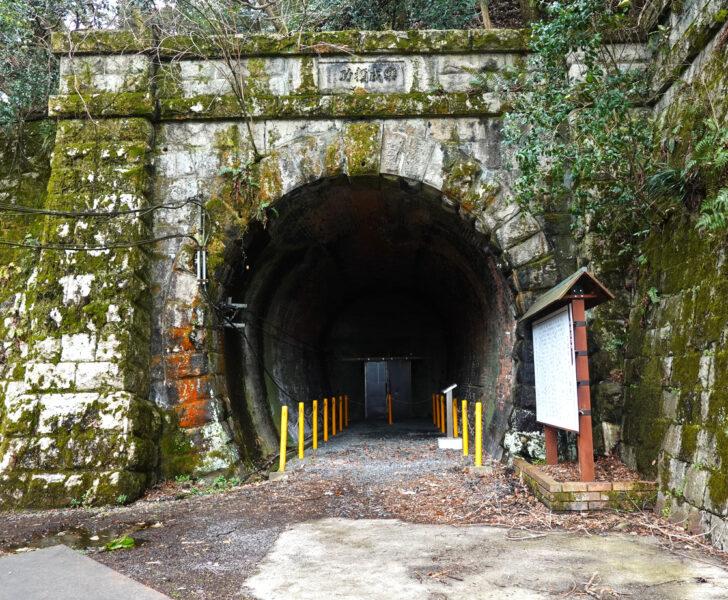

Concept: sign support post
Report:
left=572, top=297, right=595, bottom=482
left=544, top=425, right=558, bottom=465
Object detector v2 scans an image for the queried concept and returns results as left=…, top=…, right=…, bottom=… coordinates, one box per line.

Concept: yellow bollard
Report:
left=440, top=396, right=446, bottom=434
left=475, top=401, right=482, bottom=467
left=462, top=400, right=468, bottom=455
left=313, top=399, right=318, bottom=450
left=432, top=394, right=436, bottom=425
left=453, top=398, right=459, bottom=438
left=436, top=394, right=441, bottom=429
left=339, top=396, right=343, bottom=432
left=278, top=405, right=288, bottom=472
left=332, top=395, right=337, bottom=436
left=324, top=398, right=328, bottom=442
left=388, top=393, right=393, bottom=425
left=345, top=395, right=349, bottom=427
left=298, top=402, right=304, bottom=459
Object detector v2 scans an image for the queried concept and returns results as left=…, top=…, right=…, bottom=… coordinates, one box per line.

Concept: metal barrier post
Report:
left=324, top=398, right=328, bottom=442
left=453, top=398, right=459, bottom=438
left=278, top=405, right=288, bottom=472
left=332, top=395, right=337, bottom=436
left=475, top=401, right=482, bottom=467
left=462, top=400, right=468, bottom=455
left=440, top=396, right=446, bottom=434
left=339, top=396, right=343, bottom=431
left=298, top=402, right=304, bottom=459
left=388, top=393, right=393, bottom=425
left=313, top=400, right=318, bottom=449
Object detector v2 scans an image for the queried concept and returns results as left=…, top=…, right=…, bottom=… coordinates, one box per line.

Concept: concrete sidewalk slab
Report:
left=245, top=518, right=728, bottom=600
left=0, top=545, right=170, bottom=600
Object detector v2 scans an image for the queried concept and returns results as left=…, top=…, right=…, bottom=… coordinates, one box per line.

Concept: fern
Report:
left=690, top=118, right=728, bottom=175
left=697, top=188, right=728, bottom=232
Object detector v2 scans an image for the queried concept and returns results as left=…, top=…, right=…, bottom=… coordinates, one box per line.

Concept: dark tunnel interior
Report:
left=221, top=176, right=517, bottom=441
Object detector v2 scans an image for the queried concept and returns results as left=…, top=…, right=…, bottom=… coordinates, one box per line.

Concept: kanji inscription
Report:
left=318, top=60, right=406, bottom=93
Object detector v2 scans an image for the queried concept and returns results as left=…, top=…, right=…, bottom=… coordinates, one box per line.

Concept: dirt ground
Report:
left=1, top=421, right=725, bottom=600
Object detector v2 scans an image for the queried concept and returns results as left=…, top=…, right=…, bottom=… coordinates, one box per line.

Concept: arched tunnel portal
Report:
left=220, top=175, right=519, bottom=460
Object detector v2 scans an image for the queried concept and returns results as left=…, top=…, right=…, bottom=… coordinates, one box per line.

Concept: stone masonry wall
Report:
left=618, top=0, right=728, bottom=551
left=0, top=21, right=685, bottom=509
left=0, top=45, right=165, bottom=506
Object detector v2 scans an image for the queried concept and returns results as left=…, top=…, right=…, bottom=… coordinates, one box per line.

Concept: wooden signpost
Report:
left=520, top=267, right=613, bottom=482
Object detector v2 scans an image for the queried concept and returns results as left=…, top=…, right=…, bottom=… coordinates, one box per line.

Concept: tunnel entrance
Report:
left=220, top=175, right=518, bottom=457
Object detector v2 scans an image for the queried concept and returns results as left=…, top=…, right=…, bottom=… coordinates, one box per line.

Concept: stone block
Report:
left=504, top=233, right=550, bottom=269
left=695, top=430, right=718, bottom=469
left=662, top=424, right=682, bottom=456
left=668, top=498, right=691, bottom=525
left=95, top=334, right=122, bottom=361
left=662, top=389, right=679, bottom=420
left=669, top=458, right=688, bottom=490
left=496, top=212, right=541, bottom=250
left=60, top=333, right=97, bottom=362
left=75, top=362, right=123, bottom=391
left=33, top=337, right=62, bottom=361
left=708, top=513, right=728, bottom=552
left=422, top=143, right=446, bottom=191
left=683, top=466, right=708, bottom=508
left=515, top=258, right=560, bottom=291
left=401, top=137, right=435, bottom=182
left=25, top=362, right=76, bottom=391
left=36, top=393, right=100, bottom=434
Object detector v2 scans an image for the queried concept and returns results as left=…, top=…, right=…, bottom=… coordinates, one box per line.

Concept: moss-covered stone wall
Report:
left=0, top=121, right=56, bottom=491
left=5, top=20, right=708, bottom=515
left=617, top=1, right=728, bottom=551
left=0, top=111, right=167, bottom=506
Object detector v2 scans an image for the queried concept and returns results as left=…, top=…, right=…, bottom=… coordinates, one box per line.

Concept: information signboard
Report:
left=532, top=305, right=579, bottom=432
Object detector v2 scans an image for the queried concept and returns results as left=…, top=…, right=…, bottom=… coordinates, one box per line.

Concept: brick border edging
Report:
left=513, top=458, right=657, bottom=512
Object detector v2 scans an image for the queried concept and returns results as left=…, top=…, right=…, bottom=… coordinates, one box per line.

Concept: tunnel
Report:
left=220, top=175, right=518, bottom=456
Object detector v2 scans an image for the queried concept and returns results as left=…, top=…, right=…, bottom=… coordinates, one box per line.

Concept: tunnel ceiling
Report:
left=236, top=176, right=504, bottom=334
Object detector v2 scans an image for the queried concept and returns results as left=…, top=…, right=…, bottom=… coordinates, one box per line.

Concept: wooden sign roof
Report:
left=519, top=267, right=614, bottom=323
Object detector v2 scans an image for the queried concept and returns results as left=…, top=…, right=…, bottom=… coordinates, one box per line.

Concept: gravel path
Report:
left=1, top=419, right=725, bottom=599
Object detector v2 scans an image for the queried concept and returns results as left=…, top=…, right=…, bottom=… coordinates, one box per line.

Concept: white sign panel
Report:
left=532, top=305, right=579, bottom=432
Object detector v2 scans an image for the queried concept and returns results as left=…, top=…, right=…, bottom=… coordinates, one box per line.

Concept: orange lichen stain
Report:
left=166, top=352, right=193, bottom=379
left=168, top=327, right=196, bottom=352
left=173, top=375, right=212, bottom=428
left=174, top=399, right=208, bottom=428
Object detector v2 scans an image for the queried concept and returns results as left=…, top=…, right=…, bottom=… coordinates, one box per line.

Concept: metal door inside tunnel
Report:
left=364, top=360, right=412, bottom=419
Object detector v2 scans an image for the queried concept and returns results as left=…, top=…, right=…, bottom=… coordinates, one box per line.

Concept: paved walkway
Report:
left=0, top=545, right=169, bottom=600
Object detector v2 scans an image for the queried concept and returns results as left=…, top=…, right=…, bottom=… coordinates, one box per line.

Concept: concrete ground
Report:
left=246, top=518, right=728, bottom=599
left=1, top=420, right=727, bottom=599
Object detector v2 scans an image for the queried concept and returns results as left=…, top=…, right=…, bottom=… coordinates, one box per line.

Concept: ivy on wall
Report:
left=493, top=0, right=655, bottom=246
left=495, top=0, right=728, bottom=241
